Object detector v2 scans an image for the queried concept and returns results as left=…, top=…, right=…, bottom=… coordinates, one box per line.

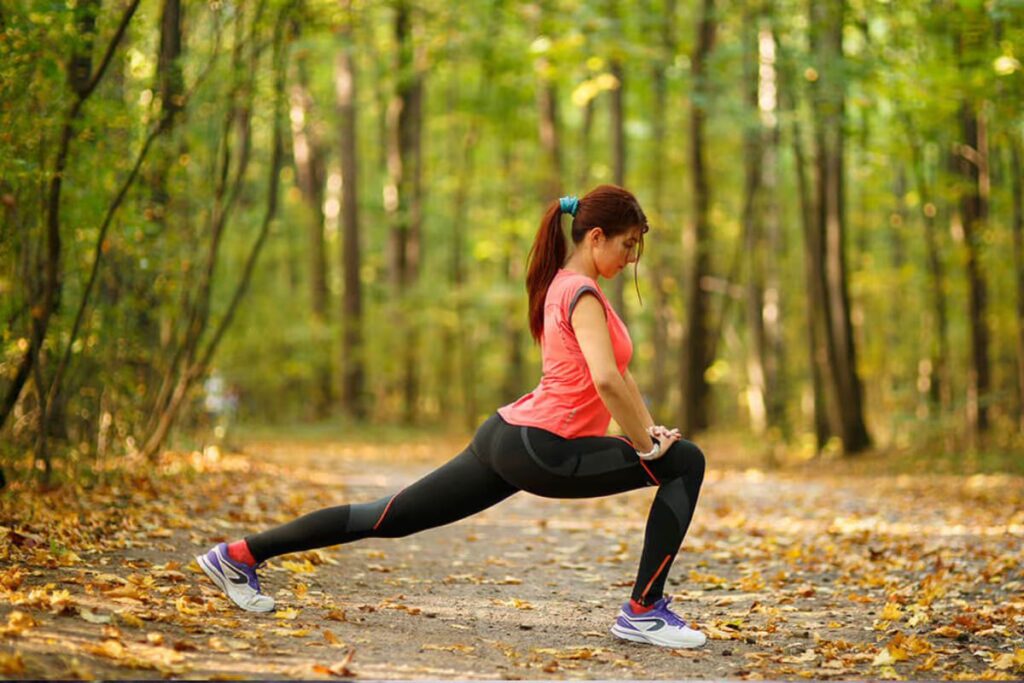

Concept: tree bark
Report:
left=289, top=33, right=332, bottom=416
left=647, top=0, right=676, bottom=420
left=956, top=98, right=990, bottom=434
left=1012, top=136, right=1024, bottom=433
left=778, top=31, right=829, bottom=450
left=680, top=0, right=716, bottom=435
left=384, top=0, right=425, bottom=423
left=742, top=4, right=768, bottom=436
left=608, top=1, right=627, bottom=320
left=809, top=0, right=870, bottom=453
left=336, top=0, right=366, bottom=419
left=950, top=5, right=991, bottom=436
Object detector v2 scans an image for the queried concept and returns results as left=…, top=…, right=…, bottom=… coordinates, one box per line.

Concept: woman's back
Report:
left=498, top=268, right=632, bottom=438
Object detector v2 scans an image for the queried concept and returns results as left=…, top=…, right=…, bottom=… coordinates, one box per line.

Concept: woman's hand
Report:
left=642, top=425, right=681, bottom=460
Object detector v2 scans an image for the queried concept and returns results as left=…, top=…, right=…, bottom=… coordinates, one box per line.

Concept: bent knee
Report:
left=664, top=440, right=705, bottom=480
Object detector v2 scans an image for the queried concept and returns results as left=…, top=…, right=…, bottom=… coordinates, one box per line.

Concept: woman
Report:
left=195, top=185, right=707, bottom=649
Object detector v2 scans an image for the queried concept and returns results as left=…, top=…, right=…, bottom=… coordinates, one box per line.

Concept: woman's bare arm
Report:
left=571, top=294, right=655, bottom=452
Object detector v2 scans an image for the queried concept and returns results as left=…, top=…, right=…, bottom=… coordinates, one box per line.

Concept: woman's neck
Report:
left=562, top=251, right=599, bottom=280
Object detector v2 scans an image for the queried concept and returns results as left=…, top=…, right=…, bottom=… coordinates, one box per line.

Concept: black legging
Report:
left=245, top=412, right=705, bottom=606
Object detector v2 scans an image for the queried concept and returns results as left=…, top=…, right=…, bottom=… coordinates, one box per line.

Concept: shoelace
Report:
left=654, top=596, right=690, bottom=628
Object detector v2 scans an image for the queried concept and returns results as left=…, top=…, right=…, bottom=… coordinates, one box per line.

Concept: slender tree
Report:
left=809, top=0, right=871, bottom=453
left=336, top=0, right=365, bottom=419
left=954, top=3, right=991, bottom=434
left=289, top=22, right=332, bottom=416
left=680, top=0, right=716, bottom=434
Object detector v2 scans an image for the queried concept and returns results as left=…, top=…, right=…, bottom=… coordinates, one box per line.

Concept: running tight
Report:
left=245, top=413, right=705, bottom=607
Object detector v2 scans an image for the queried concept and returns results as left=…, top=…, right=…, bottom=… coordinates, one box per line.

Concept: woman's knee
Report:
left=663, top=440, right=705, bottom=481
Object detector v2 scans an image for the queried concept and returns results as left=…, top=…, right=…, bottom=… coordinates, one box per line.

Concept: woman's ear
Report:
left=589, top=226, right=605, bottom=244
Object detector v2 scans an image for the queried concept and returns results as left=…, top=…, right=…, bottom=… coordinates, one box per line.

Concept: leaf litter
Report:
left=0, top=440, right=1020, bottom=679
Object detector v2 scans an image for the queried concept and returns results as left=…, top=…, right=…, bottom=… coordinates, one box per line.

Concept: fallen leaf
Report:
left=79, top=608, right=112, bottom=624
left=0, top=652, right=24, bottom=675
left=275, top=607, right=300, bottom=620
left=312, top=649, right=356, bottom=677
left=931, top=625, right=963, bottom=639
left=421, top=643, right=475, bottom=653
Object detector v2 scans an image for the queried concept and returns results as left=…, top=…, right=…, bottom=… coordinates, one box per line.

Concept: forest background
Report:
left=2, top=0, right=1024, bottom=483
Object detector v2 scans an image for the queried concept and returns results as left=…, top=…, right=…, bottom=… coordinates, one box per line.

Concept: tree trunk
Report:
left=608, top=10, right=627, bottom=320
left=537, top=75, right=563, bottom=199
left=501, top=144, right=526, bottom=404
left=809, top=0, right=870, bottom=454
left=680, top=0, right=716, bottom=435
left=1011, top=137, right=1024, bottom=433
left=336, top=0, right=366, bottom=419
left=953, top=4, right=990, bottom=436
left=742, top=4, right=768, bottom=436
left=148, top=0, right=184, bottom=226
left=384, top=0, right=424, bottom=424
left=289, top=38, right=332, bottom=416
left=778, top=31, right=829, bottom=450
left=759, top=19, right=785, bottom=433
left=647, top=0, right=676, bottom=420
left=957, top=103, right=990, bottom=434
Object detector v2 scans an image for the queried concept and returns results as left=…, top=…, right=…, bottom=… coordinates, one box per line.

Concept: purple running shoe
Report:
left=610, top=595, right=706, bottom=648
left=195, top=542, right=275, bottom=612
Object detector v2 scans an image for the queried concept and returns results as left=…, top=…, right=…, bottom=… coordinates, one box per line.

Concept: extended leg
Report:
left=244, top=448, right=519, bottom=562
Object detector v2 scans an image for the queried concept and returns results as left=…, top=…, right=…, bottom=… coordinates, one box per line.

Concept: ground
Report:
left=1, top=432, right=1022, bottom=680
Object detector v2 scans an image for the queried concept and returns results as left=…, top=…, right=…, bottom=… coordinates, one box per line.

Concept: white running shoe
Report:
left=610, top=595, right=707, bottom=648
left=195, top=542, right=275, bottom=612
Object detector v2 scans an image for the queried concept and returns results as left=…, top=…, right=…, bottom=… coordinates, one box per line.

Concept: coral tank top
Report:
left=498, top=269, right=633, bottom=438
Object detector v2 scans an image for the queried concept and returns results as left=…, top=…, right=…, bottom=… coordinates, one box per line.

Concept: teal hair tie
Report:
left=559, top=195, right=580, bottom=217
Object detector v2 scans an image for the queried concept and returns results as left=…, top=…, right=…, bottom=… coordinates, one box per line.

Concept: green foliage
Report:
left=1, top=0, right=1022, bottom=472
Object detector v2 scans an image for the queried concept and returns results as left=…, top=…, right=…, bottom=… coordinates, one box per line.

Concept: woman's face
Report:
left=592, top=226, right=642, bottom=279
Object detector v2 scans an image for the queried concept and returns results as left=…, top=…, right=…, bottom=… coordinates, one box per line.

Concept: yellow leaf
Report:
left=915, top=654, right=940, bottom=672
left=49, top=588, right=75, bottom=614
left=491, top=598, right=533, bottom=610
left=930, top=625, right=962, bottom=638
left=89, top=639, right=127, bottom=660
left=280, top=560, right=316, bottom=574
left=881, top=602, right=903, bottom=622
left=323, top=629, right=342, bottom=646
left=992, top=650, right=1024, bottom=672
left=873, top=646, right=909, bottom=666
left=175, top=596, right=202, bottom=616
left=116, top=611, right=145, bottom=628
left=275, top=607, right=300, bottom=620
left=0, top=610, right=36, bottom=637
left=0, top=652, right=24, bottom=675
left=105, top=585, right=144, bottom=601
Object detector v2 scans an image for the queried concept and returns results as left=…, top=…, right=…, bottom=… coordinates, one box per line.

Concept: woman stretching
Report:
left=195, top=185, right=707, bottom=649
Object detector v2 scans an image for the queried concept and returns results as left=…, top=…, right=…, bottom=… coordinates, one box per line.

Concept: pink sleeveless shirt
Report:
left=498, top=269, right=633, bottom=438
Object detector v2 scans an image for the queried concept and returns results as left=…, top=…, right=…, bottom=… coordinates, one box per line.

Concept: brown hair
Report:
left=525, top=184, right=649, bottom=343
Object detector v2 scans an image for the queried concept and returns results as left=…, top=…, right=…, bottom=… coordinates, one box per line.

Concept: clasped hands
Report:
left=636, top=424, right=683, bottom=461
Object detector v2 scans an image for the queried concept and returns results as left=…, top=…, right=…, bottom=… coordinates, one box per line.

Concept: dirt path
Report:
left=1, top=437, right=1022, bottom=679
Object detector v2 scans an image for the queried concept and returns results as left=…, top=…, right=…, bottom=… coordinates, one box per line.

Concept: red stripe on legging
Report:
left=373, top=493, right=400, bottom=530
left=641, top=554, right=673, bottom=601
left=615, top=434, right=660, bottom=485
left=638, top=459, right=660, bottom=486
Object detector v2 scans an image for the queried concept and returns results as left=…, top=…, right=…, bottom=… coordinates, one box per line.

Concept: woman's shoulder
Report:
left=548, top=270, right=605, bottom=313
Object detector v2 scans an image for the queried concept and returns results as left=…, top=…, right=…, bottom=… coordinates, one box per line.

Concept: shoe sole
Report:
left=196, top=552, right=274, bottom=613
left=610, top=622, right=706, bottom=649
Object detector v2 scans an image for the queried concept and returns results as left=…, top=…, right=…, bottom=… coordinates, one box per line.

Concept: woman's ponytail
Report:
left=525, top=201, right=568, bottom=342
